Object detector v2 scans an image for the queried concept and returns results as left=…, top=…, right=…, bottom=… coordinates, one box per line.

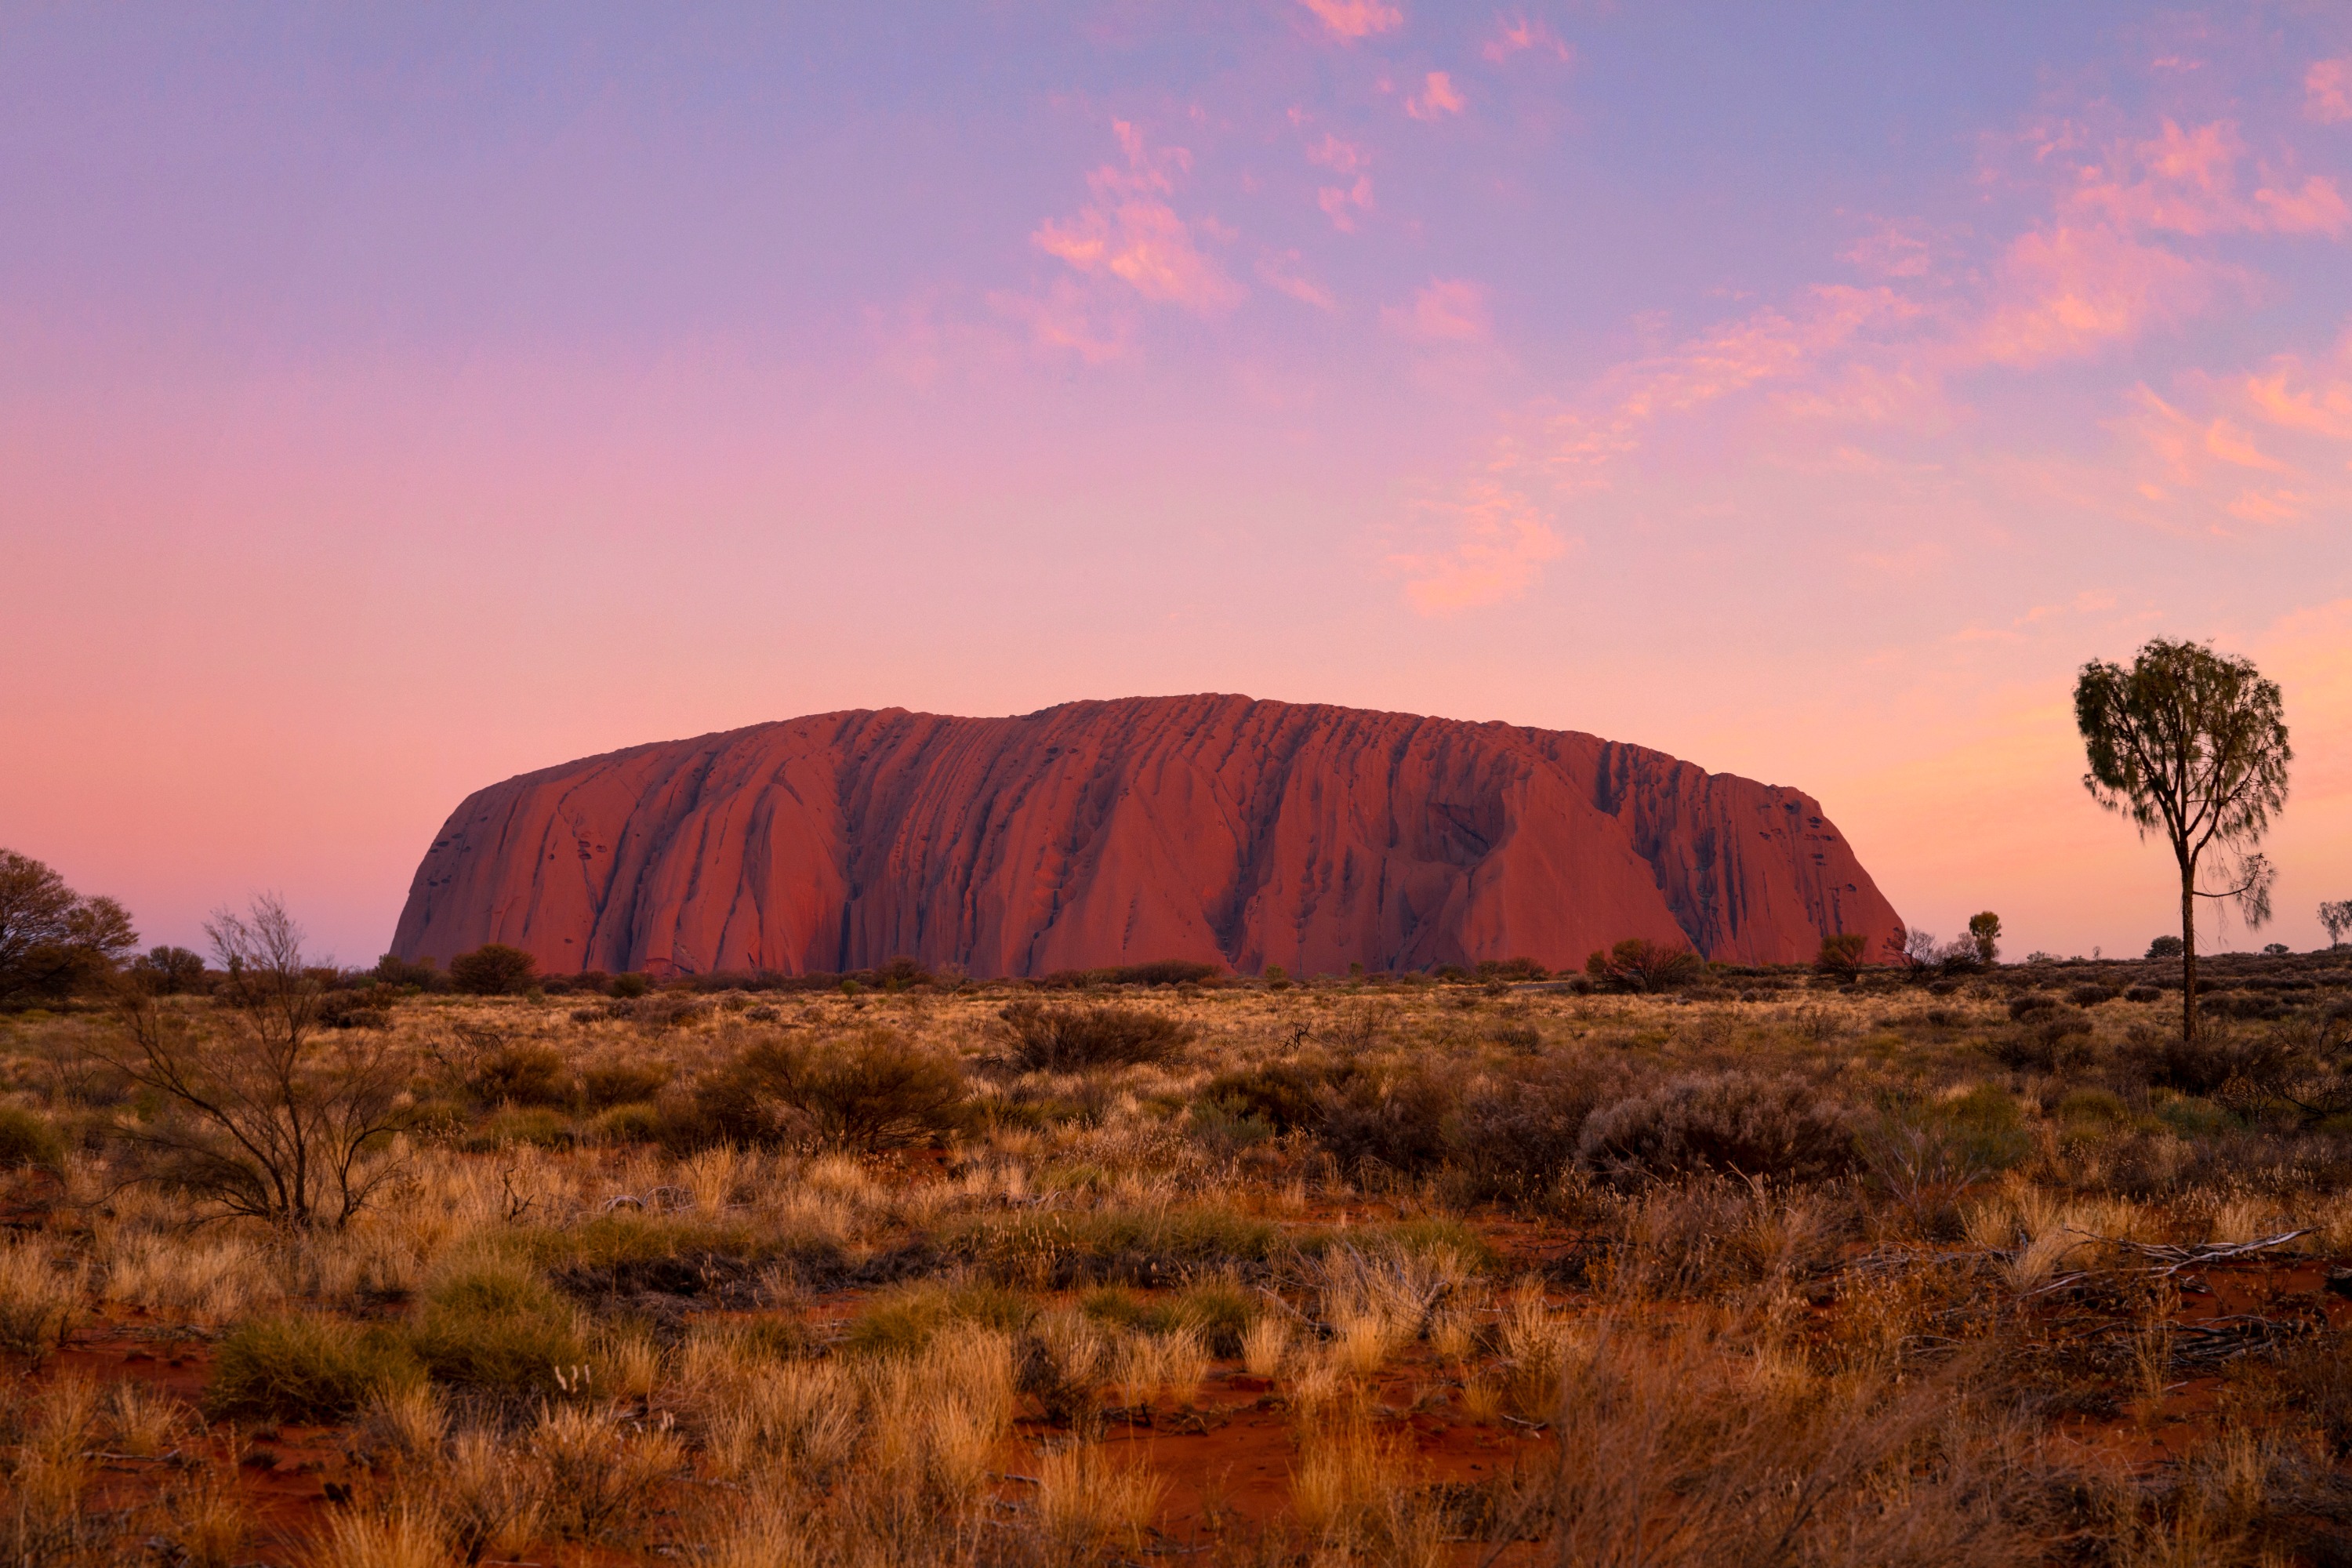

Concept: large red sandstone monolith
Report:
left=390, top=695, right=1901, bottom=978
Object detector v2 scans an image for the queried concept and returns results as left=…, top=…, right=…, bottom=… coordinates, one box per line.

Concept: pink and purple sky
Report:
left=3, top=4, right=2348, bottom=966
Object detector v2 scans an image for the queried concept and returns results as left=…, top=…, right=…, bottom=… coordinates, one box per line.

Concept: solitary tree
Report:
left=2322, top=901, right=2352, bottom=950
left=2075, top=639, right=2290, bottom=1045
left=1967, top=912, right=2002, bottom=968
left=0, top=849, right=138, bottom=1004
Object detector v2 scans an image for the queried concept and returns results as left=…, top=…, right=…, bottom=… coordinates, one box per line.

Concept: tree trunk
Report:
left=2180, top=855, right=2198, bottom=1047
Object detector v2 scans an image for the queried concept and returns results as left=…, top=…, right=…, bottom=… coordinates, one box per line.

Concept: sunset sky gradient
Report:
left=4, top=3, right=2349, bottom=966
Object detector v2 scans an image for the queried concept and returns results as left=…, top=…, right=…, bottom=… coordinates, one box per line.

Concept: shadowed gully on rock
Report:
left=390, top=695, right=1901, bottom=978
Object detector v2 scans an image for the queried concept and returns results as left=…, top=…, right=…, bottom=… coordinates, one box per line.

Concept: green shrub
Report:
left=692, top=1027, right=967, bottom=1152
left=589, top=1102, right=668, bottom=1144
left=0, top=1105, right=64, bottom=1171
left=460, top=1106, right=577, bottom=1152
left=609, top=973, right=650, bottom=999
left=2056, top=1088, right=2132, bottom=1131
left=583, top=1062, right=670, bottom=1108
left=946, top=1207, right=1282, bottom=1286
left=207, top=1314, right=422, bottom=1421
left=845, top=1282, right=1032, bottom=1356
left=994, top=1001, right=1195, bottom=1072
left=1937, top=1085, right=2035, bottom=1171
left=449, top=943, right=537, bottom=996
left=408, top=1262, right=586, bottom=1392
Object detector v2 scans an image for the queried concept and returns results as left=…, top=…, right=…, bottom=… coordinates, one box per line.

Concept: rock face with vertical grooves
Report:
left=390, top=695, right=1901, bottom=978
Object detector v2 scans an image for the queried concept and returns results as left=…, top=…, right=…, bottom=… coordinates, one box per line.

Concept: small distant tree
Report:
left=2322, top=901, right=2352, bottom=950
left=2077, top=639, right=2290, bottom=1046
left=86, top=895, right=410, bottom=1228
left=1587, top=938, right=1700, bottom=993
left=1967, top=912, right=2002, bottom=968
left=449, top=943, right=537, bottom=996
left=129, top=946, right=207, bottom=995
left=2147, top=935, right=2185, bottom=960
left=1883, top=927, right=1939, bottom=973
left=0, top=849, right=139, bottom=1004
left=1815, top=932, right=1870, bottom=982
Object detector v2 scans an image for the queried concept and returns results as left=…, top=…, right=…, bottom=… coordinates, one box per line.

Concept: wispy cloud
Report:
left=1389, top=479, right=1567, bottom=613
left=1256, top=249, right=1338, bottom=310
left=2308, top=56, right=2352, bottom=123
left=988, top=278, right=1131, bottom=364
left=1383, top=277, right=1491, bottom=343
left=1305, top=133, right=1376, bottom=230
left=1032, top=122, right=1244, bottom=316
left=1406, top=71, right=1466, bottom=120
left=1483, top=14, right=1572, bottom=64
left=1969, top=224, right=2217, bottom=366
left=1298, top=0, right=1403, bottom=41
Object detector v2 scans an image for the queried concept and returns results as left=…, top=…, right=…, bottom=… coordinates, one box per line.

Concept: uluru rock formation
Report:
left=391, top=695, right=1902, bottom=978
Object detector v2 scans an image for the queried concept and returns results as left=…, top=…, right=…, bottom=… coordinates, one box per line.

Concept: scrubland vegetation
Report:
left=7, top=940, right=2352, bottom=1566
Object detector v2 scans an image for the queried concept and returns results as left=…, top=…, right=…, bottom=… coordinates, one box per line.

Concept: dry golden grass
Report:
left=1, top=957, right=2350, bottom=1563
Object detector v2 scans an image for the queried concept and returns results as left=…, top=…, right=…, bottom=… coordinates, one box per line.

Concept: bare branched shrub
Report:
left=1584, top=938, right=1701, bottom=993
left=1577, top=1070, right=1860, bottom=1185
left=693, top=1026, right=967, bottom=1152
left=994, top=1000, right=1194, bottom=1071
left=87, top=896, right=410, bottom=1227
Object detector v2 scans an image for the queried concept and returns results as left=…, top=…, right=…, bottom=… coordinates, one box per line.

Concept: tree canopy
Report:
left=0, top=848, right=138, bottom=1004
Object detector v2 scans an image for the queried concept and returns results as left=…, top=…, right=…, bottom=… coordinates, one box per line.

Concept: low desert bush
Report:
left=407, top=1262, right=586, bottom=1394
left=582, top=1061, right=670, bottom=1108
left=1585, top=938, right=1700, bottom=993
left=459, top=1105, right=577, bottom=1152
left=206, top=1314, right=422, bottom=1421
left=845, top=1281, right=1032, bottom=1356
left=692, top=1027, right=967, bottom=1152
left=448, top=943, right=536, bottom=996
left=469, top=1042, right=568, bottom=1106
left=1577, top=1070, right=1860, bottom=1185
left=1457, top=1054, right=1634, bottom=1197
left=995, top=1001, right=1195, bottom=1072
left=0, top=1241, right=84, bottom=1360
left=0, top=1105, right=63, bottom=1171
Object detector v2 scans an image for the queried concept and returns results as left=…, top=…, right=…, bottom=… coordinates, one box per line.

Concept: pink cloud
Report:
left=1389, top=480, right=1567, bottom=613
left=2118, top=379, right=2348, bottom=531
left=1305, top=133, right=1367, bottom=175
left=1383, top=278, right=1490, bottom=343
left=1032, top=122, right=1244, bottom=315
left=2067, top=119, right=2348, bottom=238
left=1256, top=250, right=1338, bottom=310
left=1298, top=0, right=1403, bottom=41
left=988, top=279, right=1131, bottom=365
left=1842, top=222, right=1933, bottom=278
left=1317, top=176, right=1376, bottom=230
left=1406, top=71, right=1466, bottom=120
left=1969, top=225, right=2214, bottom=367
left=2242, top=340, right=2352, bottom=441
left=1483, top=15, right=1572, bottom=64
left=2309, top=57, right=2352, bottom=124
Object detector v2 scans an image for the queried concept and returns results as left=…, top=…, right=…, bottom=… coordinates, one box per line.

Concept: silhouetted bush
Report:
left=449, top=944, right=537, bottom=996
left=1577, top=1071, right=1859, bottom=1185
left=316, top=985, right=394, bottom=1030
left=1585, top=938, right=1701, bottom=993
left=2069, top=983, right=2121, bottom=1007
left=995, top=1001, right=1195, bottom=1072
left=372, top=953, right=448, bottom=992
left=693, top=1027, right=967, bottom=1152
left=128, top=946, right=208, bottom=995
left=1814, top=933, right=1871, bottom=981
left=1475, top=957, right=1552, bottom=983
left=609, top=973, right=650, bottom=999
left=2147, top=935, right=2186, bottom=960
